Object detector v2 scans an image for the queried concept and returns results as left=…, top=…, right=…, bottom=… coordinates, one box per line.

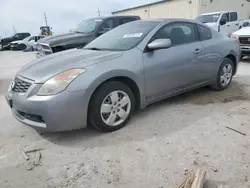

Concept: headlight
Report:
left=231, top=34, right=238, bottom=39
left=37, top=69, right=86, bottom=96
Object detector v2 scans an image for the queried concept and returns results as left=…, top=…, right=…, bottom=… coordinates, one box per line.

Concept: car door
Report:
left=196, top=24, right=218, bottom=80
left=143, top=22, right=204, bottom=98
left=229, top=12, right=239, bottom=33
left=219, top=13, right=229, bottom=34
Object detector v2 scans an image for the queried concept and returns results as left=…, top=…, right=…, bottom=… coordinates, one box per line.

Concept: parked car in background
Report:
left=36, top=15, right=140, bottom=57
left=6, top=19, right=240, bottom=132
left=1, top=32, right=31, bottom=50
left=10, top=35, right=45, bottom=51
left=196, top=11, right=240, bottom=36
left=231, top=26, right=250, bottom=59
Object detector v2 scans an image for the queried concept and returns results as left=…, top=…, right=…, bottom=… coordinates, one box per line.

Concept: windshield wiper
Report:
left=84, top=47, right=103, bottom=51
left=74, top=31, right=86, bottom=34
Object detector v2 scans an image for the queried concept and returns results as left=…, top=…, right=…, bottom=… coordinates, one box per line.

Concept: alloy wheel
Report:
left=100, top=90, right=131, bottom=126
left=220, top=63, right=232, bottom=87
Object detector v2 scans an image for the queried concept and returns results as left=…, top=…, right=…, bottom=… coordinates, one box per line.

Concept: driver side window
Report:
left=151, top=22, right=197, bottom=46
left=99, top=19, right=116, bottom=33
left=221, top=13, right=229, bottom=22
left=15, top=34, right=20, bottom=38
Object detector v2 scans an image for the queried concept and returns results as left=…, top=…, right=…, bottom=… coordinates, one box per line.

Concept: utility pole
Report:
left=44, top=12, right=48, bottom=26
left=98, top=8, right=100, bottom=17
left=12, top=25, right=17, bottom=34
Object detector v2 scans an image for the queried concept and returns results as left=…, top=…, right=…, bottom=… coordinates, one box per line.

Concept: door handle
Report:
left=194, top=48, right=202, bottom=54
left=227, top=25, right=230, bottom=27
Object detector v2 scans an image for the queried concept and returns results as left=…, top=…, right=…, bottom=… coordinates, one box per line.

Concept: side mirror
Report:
left=220, top=19, right=226, bottom=25
left=97, top=30, right=106, bottom=36
left=97, top=28, right=111, bottom=36
left=147, top=39, right=172, bottom=50
left=243, top=22, right=249, bottom=27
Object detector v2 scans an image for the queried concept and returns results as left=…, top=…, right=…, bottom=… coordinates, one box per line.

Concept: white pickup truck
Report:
left=231, top=26, right=250, bottom=59
left=196, top=11, right=240, bottom=36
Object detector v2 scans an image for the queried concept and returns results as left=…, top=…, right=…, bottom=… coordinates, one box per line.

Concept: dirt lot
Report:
left=1, top=51, right=250, bottom=188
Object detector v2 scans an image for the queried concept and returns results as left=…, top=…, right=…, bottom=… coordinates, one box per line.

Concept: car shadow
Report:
left=40, top=79, right=250, bottom=149
left=241, top=56, right=250, bottom=63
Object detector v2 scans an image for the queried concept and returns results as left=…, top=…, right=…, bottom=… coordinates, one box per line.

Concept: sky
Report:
left=0, top=0, right=157, bottom=37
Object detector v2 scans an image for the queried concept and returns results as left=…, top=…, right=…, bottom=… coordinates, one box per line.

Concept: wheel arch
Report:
left=225, top=54, right=237, bottom=75
left=88, top=75, right=142, bottom=113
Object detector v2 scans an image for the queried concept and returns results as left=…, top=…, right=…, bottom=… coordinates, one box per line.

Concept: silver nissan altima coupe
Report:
left=6, top=19, right=240, bottom=132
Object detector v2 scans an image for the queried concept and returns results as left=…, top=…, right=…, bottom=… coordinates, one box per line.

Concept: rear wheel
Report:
left=89, top=81, right=135, bottom=132
left=212, top=58, right=234, bottom=91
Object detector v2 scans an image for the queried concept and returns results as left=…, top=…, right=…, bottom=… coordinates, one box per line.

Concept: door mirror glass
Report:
left=220, top=19, right=226, bottom=25
left=243, top=22, right=249, bottom=27
left=147, top=39, right=171, bottom=50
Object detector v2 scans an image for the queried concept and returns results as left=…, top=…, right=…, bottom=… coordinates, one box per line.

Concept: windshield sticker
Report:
left=123, top=33, right=143, bottom=38
left=95, top=19, right=103, bottom=22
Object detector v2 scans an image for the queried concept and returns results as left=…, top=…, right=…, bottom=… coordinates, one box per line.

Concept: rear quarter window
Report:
left=197, top=25, right=212, bottom=41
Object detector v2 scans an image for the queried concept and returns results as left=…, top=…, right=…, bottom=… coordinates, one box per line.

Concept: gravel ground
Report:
left=1, top=51, right=250, bottom=188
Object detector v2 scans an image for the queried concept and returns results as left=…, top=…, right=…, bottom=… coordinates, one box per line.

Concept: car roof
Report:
left=201, top=11, right=236, bottom=15
left=88, top=15, right=140, bottom=20
left=17, top=32, right=31, bottom=34
left=137, top=18, right=198, bottom=24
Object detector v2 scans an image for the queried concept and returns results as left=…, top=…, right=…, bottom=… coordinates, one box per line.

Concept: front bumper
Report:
left=241, top=45, right=250, bottom=56
left=5, top=83, right=90, bottom=132
left=37, top=43, right=53, bottom=58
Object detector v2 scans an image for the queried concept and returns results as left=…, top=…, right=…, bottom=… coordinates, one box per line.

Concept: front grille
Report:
left=239, top=37, right=250, bottom=45
left=13, top=77, right=32, bottom=93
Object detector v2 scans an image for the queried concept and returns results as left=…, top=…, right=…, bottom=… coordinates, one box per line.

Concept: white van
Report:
left=196, top=11, right=240, bottom=36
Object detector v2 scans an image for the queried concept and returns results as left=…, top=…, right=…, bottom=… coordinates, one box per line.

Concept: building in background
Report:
left=112, top=0, right=250, bottom=20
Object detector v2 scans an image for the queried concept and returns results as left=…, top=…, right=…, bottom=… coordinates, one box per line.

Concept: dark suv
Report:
left=1, top=32, right=31, bottom=50
left=37, top=15, right=140, bottom=57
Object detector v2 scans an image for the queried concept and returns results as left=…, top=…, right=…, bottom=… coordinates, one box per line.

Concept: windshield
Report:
left=85, top=21, right=159, bottom=51
left=74, top=18, right=103, bottom=34
left=196, top=13, right=221, bottom=23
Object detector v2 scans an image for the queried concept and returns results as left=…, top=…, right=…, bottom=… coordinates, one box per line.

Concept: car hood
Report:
left=11, top=40, right=22, bottom=44
left=38, top=32, right=90, bottom=46
left=233, top=27, right=250, bottom=36
left=204, top=23, right=217, bottom=27
left=18, top=49, right=122, bottom=83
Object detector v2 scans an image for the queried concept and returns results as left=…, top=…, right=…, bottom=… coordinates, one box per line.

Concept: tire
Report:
left=19, top=44, right=27, bottom=50
left=88, top=81, right=135, bottom=132
left=212, top=58, right=234, bottom=91
left=241, top=55, right=244, bottom=60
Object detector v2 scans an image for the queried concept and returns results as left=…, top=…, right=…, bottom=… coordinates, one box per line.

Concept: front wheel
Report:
left=19, top=44, right=27, bottom=50
left=212, top=58, right=234, bottom=91
left=89, top=81, right=135, bottom=132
